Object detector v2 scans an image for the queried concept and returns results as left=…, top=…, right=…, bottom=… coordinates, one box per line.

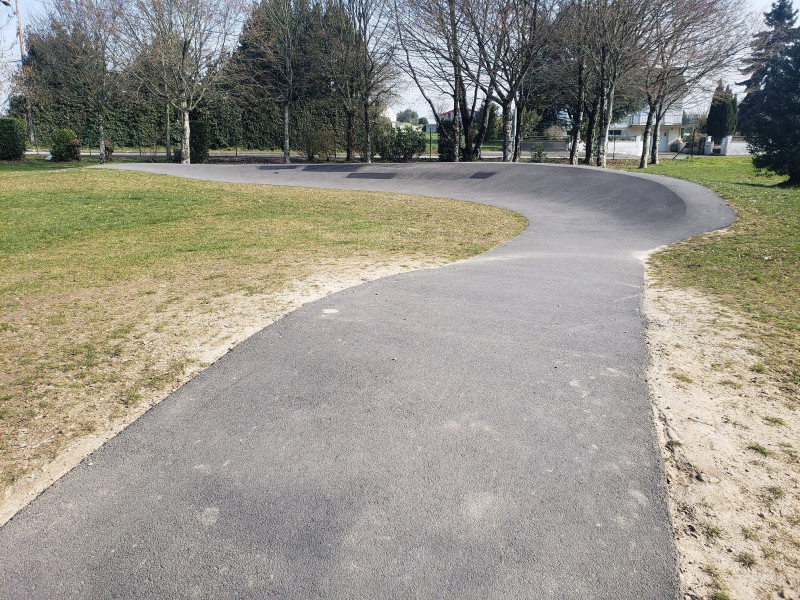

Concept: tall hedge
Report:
left=189, top=119, right=211, bottom=163
left=374, top=124, right=426, bottom=162
left=0, top=117, right=27, bottom=160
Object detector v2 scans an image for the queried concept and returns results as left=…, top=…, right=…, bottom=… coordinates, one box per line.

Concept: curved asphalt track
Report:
left=0, top=163, right=733, bottom=599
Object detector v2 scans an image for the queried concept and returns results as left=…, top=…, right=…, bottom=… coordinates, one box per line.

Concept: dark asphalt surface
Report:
left=0, top=162, right=734, bottom=599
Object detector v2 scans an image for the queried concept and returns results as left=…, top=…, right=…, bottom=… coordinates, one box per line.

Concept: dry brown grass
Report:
left=0, top=163, right=526, bottom=516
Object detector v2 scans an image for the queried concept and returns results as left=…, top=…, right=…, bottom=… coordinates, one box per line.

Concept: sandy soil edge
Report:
left=644, top=267, right=799, bottom=599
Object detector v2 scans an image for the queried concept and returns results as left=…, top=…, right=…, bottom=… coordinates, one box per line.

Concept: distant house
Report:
left=609, top=105, right=684, bottom=152
left=381, top=107, right=398, bottom=127
left=437, top=108, right=478, bottom=122
left=558, top=104, right=687, bottom=155
left=430, top=108, right=479, bottom=134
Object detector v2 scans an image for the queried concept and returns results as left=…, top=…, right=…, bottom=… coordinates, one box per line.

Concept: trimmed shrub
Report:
left=0, top=117, right=27, bottom=160
left=51, top=129, right=80, bottom=162
left=189, top=119, right=211, bottom=163
left=436, top=119, right=464, bottom=162
left=374, top=125, right=426, bottom=162
left=299, top=127, right=335, bottom=161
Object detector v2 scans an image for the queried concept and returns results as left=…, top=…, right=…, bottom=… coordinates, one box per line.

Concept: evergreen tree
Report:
left=729, top=94, right=738, bottom=136
left=740, top=39, right=800, bottom=185
left=396, top=108, right=419, bottom=124
left=738, top=0, right=798, bottom=93
left=707, top=82, right=738, bottom=143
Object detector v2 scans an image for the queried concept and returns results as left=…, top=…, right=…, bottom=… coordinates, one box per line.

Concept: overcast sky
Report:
left=0, top=0, right=788, bottom=116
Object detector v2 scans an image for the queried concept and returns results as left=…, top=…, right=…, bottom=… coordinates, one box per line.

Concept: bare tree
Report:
left=394, top=0, right=467, bottom=161
left=234, top=0, right=316, bottom=164
left=122, top=0, right=241, bottom=163
left=584, top=0, right=657, bottom=166
left=344, top=0, right=398, bottom=163
left=2, top=0, right=34, bottom=142
left=465, top=0, right=556, bottom=162
left=43, top=0, right=123, bottom=163
left=549, top=0, right=595, bottom=165
left=321, top=0, right=362, bottom=161
left=636, top=0, right=751, bottom=168
left=1, top=7, right=19, bottom=114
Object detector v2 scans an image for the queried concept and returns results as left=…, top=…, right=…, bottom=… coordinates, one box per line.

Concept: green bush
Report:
left=374, top=125, right=426, bottom=162
left=51, top=129, right=80, bottom=162
left=189, top=119, right=211, bottom=163
left=299, top=127, right=335, bottom=161
left=530, top=144, right=546, bottom=163
left=437, top=120, right=463, bottom=162
left=0, top=117, right=27, bottom=160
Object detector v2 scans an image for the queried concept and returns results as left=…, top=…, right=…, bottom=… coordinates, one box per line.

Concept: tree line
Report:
left=0, top=0, right=771, bottom=168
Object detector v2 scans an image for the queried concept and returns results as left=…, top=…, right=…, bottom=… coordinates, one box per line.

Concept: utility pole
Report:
left=8, top=0, right=35, bottom=143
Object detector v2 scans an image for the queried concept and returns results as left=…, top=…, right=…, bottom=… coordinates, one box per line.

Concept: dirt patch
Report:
left=0, top=259, right=443, bottom=526
left=644, top=273, right=800, bottom=599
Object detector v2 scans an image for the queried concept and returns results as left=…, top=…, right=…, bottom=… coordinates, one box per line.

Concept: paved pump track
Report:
left=0, top=163, right=734, bottom=599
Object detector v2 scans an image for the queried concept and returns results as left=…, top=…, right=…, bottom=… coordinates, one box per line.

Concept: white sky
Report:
left=0, top=0, right=787, bottom=116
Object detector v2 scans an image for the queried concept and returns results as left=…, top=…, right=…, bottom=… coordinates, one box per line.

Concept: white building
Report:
left=381, top=107, right=397, bottom=127
left=608, top=105, right=684, bottom=152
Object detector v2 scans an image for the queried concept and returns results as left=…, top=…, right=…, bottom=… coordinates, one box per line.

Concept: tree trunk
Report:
left=472, top=89, right=494, bottom=161
left=283, top=101, right=291, bottom=164
left=569, top=106, right=584, bottom=166
left=448, top=0, right=460, bottom=163
left=346, top=109, right=355, bottom=162
left=24, top=95, right=35, bottom=146
left=98, top=113, right=105, bottom=165
left=165, top=102, right=172, bottom=162
left=583, top=98, right=598, bottom=165
left=181, top=103, right=190, bottom=164
left=363, top=101, right=371, bottom=164
left=650, top=111, right=661, bottom=165
left=597, top=82, right=615, bottom=168
left=460, top=84, right=474, bottom=161
left=452, top=99, right=461, bottom=163
left=638, top=103, right=657, bottom=169
left=513, top=105, right=524, bottom=162
left=461, top=117, right=473, bottom=161
left=570, top=65, right=586, bottom=166
left=501, top=102, right=513, bottom=162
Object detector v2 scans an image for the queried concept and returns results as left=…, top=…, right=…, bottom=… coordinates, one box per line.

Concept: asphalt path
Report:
left=0, top=162, right=734, bottom=599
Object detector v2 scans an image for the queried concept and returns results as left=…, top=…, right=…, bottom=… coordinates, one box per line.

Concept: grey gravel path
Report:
left=0, top=162, right=733, bottom=599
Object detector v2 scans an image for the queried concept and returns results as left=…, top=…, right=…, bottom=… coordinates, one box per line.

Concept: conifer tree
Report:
left=707, top=81, right=738, bottom=143
left=738, top=0, right=798, bottom=93
left=740, top=37, right=800, bottom=185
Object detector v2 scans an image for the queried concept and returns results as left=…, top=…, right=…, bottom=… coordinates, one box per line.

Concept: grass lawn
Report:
left=480, top=139, right=504, bottom=152
left=618, top=156, right=800, bottom=396
left=0, top=156, right=526, bottom=492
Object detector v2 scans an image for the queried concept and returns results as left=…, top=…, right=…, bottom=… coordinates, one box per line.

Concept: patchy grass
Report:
left=0, top=157, right=526, bottom=492
left=620, top=156, right=800, bottom=599
left=702, top=523, right=725, bottom=541
left=737, top=552, right=757, bottom=569
left=747, top=443, right=773, bottom=457
left=617, top=156, right=800, bottom=400
left=1, top=155, right=139, bottom=172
